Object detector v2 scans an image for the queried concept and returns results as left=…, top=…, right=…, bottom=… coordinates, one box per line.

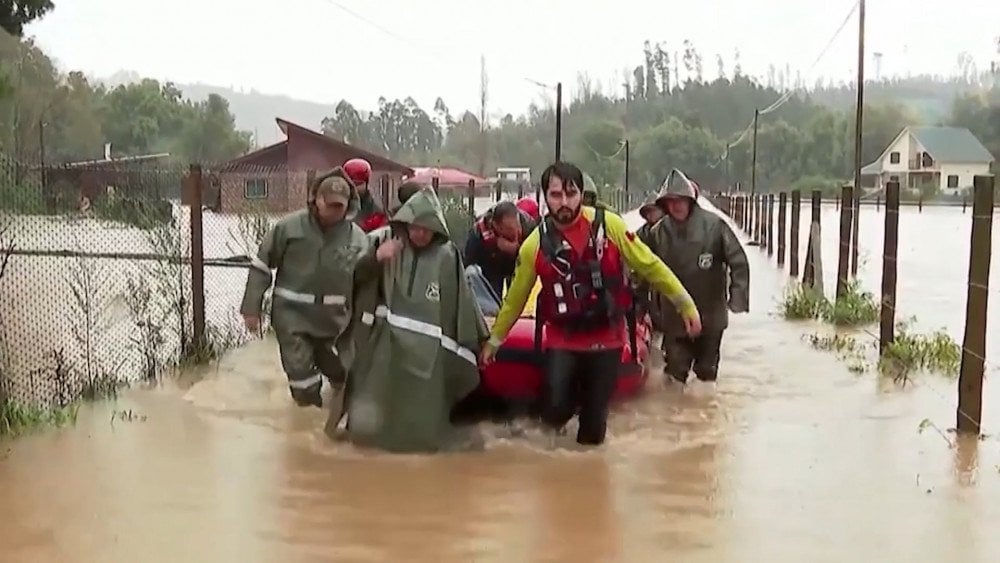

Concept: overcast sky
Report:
left=24, top=0, right=1000, bottom=117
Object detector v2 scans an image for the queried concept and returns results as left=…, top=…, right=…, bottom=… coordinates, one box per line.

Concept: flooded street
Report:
left=2, top=207, right=1000, bottom=562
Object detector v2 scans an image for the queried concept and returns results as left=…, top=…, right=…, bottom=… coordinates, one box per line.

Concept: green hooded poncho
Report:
left=340, top=188, right=489, bottom=453
left=646, top=168, right=750, bottom=336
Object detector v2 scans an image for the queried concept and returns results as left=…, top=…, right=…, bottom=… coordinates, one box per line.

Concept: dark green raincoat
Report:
left=646, top=169, right=750, bottom=336
left=240, top=167, right=370, bottom=403
left=343, top=188, right=488, bottom=453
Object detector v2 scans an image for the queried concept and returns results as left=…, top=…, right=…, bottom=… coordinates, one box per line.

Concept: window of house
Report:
left=921, top=153, right=934, bottom=167
left=947, top=175, right=959, bottom=188
left=889, top=151, right=900, bottom=164
left=245, top=178, right=268, bottom=199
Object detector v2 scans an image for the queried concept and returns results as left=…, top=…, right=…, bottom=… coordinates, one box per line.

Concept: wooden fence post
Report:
left=777, top=192, right=787, bottom=267
left=790, top=190, right=801, bottom=277
left=836, top=185, right=854, bottom=299
left=188, top=163, right=206, bottom=351
left=766, top=193, right=775, bottom=256
left=879, top=180, right=900, bottom=354
left=306, top=169, right=316, bottom=206
left=957, top=175, right=995, bottom=434
left=759, top=195, right=767, bottom=245
left=802, top=190, right=823, bottom=290
left=467, top=179, right=476, bottom=219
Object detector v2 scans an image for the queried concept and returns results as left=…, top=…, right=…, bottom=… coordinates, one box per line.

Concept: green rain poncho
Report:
left=342, top=188, right=489, bottom=453
left=646, top=168, right=750, bottom=336
left=240, top=167, right=370, bottom=402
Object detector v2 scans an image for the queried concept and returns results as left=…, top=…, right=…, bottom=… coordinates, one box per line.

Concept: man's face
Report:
left=644, top=207, right=665, bottom=225
left=492, top=214, right=522, bottom=241
left=314, top=194, right=348, bottom=226
left=664, top=197, right=692, bottom=222
left=407, top=224, right=434, bottom=248
left=545, top=176, right=582, bottom=225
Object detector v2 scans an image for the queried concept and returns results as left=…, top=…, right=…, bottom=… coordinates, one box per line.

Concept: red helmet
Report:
left=343, top=158, right=372, bottom=187
left=515, top=197, right=540, bottom=221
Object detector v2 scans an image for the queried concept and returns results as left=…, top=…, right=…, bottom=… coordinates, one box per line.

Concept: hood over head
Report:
left=639, top=192, right=661, bottom=219
left=654, top=168, right=699, bottom=207
left=310, top=166, right=362, bottom=220
left=390, top=187, right=450, bottom=239
left=582, top=173, right=598, bottom=196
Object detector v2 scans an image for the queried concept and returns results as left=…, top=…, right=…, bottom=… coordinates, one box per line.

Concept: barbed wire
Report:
left=720, top=192, right=995, bottom=434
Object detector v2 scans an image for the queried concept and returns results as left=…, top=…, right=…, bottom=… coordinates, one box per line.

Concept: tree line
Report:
left=322, top=40, right=998, bottom=197
left=3, top=0, right=998, bottom=198
left=0, top=33, right=252, bottom=167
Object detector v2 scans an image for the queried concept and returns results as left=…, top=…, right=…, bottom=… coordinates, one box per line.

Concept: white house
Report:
left=860, top=126, right=994, bottom=195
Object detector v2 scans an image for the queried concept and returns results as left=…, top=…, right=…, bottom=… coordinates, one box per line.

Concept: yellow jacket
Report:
left=488, top=206, right=699, bottom=347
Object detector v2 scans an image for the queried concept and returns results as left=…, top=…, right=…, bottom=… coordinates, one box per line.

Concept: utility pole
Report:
left=624, top=139, right=630, bottom=195
left=851, top=0, right=866, bottom=276
left=724, top=143, right=731, bottom=190
left=750, top=109, right=759, bottom=196
left=554, top=82, right=563, bottom=161
left=479, top=54, right=489, bottom=178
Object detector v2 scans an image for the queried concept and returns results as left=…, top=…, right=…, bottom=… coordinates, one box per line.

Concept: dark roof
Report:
left=910, top=126, right=994, bottom=163
left=276, top=118, right=414, bottom=175
left=221, top=141, right=287, bottom=170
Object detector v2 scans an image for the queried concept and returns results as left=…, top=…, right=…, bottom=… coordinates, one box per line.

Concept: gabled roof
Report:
left=876, top=126, right=994, bottom=166
left=276, top=118, right=413, bottom=175
left=909, top=126, right=994, bottom=163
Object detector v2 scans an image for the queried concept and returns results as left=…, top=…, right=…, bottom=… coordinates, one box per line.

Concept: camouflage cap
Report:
left=315, top=176, right=352, bottom=205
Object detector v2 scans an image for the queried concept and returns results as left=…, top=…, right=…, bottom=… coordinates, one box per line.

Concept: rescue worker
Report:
left=582, top=174, right=599, bottom=207
left=344, top=158, right=389, bottom=232
left=646, top=168, right=750, bottom=386
left=637, top=195, right=665, bottom=243
left=240, top=167, right=370, bottom=408
left=464, top=200, right=530, bottom=298
left=634, top=194, right=666, bottom=322
left=344, top=187, right=489, bottom=452
left=479, top=161, right=702, bottom=446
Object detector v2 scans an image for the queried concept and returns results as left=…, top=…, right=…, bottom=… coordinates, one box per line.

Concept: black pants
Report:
left=662, top=331, right=724, bottom=384
left=541, top=348, right=621, bottom=445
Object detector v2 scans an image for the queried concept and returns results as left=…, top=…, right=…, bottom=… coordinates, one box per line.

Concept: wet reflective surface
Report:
left=2, top=207, right=999, bottom=562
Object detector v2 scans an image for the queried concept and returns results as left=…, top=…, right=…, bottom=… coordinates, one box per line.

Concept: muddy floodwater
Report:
left=2, top=207, right=1000, bottom=562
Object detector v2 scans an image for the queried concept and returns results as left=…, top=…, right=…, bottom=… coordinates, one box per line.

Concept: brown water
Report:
left=2, top=206, right=1000, bottom=562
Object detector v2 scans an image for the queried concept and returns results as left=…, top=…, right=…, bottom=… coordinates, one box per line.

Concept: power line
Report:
left=714, top=0, right=861, bottom=166
left=317, top=0, right=556, bottom=91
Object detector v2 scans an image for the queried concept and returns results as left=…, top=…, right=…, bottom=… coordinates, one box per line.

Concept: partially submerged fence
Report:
left=711, top=175, right=996, bottom=434
left=0, top=156, right=644, bottom=411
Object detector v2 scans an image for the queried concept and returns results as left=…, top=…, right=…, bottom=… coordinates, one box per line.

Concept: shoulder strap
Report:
left=592, top=208, right=607, bottom=261
left=538, top=216, right=563, bottom=260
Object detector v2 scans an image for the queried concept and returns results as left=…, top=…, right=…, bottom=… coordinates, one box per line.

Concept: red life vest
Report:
left=534, top=209, right=632, bottom=332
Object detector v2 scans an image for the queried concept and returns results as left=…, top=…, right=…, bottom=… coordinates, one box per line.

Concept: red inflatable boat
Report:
left=469, top=270, right=652, bottom=403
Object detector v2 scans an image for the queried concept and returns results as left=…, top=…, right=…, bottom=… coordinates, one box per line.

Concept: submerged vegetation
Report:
left=780, top=279, right=879, bottom=327
left=802, top=316, right=961, bottom=384
left=0, top=202, right=260, bottom=438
